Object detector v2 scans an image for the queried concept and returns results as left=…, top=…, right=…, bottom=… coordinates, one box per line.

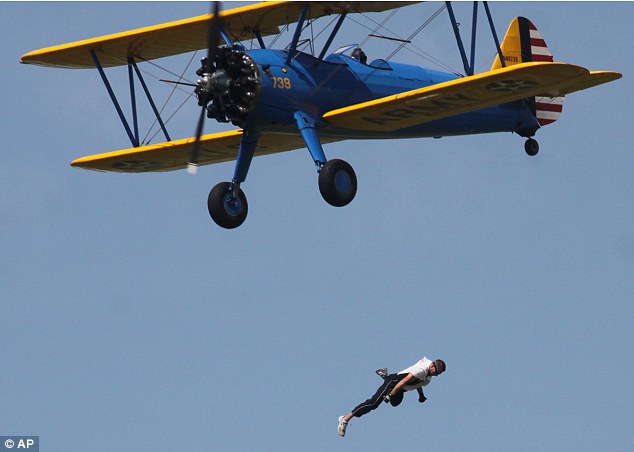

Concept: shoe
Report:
left=338, top=415, right=348, bottom=437
left=375, top=368, right=388, bottom=379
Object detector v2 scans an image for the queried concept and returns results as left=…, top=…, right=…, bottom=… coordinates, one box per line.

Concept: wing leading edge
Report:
left=20, top=1, right=418, bottom=69
left=323, top=62, right=621, bottom=132
left=71, top=130, right=341, bottom=173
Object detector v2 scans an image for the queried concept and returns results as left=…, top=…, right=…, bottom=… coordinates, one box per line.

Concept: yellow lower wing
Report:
left=323, top=62, right=621, bottom=132
left=71, top=130, right=339, bottom=173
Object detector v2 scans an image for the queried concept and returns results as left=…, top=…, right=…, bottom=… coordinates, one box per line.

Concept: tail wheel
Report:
left=208, top=182, right=248, bottom=229
left=524, top=138, right=539, bottom=156
left=318, top=159, right=357, bottom=207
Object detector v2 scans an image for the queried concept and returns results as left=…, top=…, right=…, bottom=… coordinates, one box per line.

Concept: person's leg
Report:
left=346, top=374, right=407, bottom=420
left=348, top=379, right=391, bottom=419
left=338, top=374, right=407, bottom=437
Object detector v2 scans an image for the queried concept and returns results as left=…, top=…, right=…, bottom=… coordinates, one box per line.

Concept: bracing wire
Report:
left=352, top=4, right=459, bottom=75
left=145, top=93, right=195, bottom=145
left=358, top=8, right=399, bottom=47
left=385, top=6, right=446, bottom=60
left=139, top=52, right=199, bottom=145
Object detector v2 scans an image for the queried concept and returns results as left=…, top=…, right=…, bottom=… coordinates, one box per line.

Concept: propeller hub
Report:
left=198, top=70, right=230, bottom=96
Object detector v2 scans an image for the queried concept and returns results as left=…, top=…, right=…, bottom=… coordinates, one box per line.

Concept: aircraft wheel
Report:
left=318, top=159, right=357, bottom=207
left=208, top=182, right=248, bottom=229
left=524, top=138, right=539, bottom=156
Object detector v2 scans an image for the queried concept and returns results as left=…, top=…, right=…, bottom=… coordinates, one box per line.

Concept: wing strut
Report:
left=445, top=1, right=506, bottom=76
left=316, top=13, right=348, bottom=62
left=89, top=51, right=171, bottom=148
left=482, top=2, right=506, bottom=69
left=129, top=58, right=172, bottom=143
left=285, top=4, right=310, bottom=66
left=255, top=31, right=266, bottom=49
left=446, top=2, right=471, bottom=76
left=91, top=50, right=138, bottom=147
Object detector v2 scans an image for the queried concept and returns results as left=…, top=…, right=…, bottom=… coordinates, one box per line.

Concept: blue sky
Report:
left=2, top=2, right=633, bottom=451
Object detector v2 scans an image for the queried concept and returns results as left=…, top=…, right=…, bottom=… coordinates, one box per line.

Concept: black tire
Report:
left=524, top=138, right=539, bottom=156
left=207, top=182, right=248, bottom=229
left=318, top=159, right=357, bottom=207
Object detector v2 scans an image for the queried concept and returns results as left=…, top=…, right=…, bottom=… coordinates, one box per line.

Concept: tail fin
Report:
left=492, top=17, right=564, bottom=126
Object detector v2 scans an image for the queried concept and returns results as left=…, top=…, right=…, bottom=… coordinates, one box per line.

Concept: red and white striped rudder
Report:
left=491, top=17, right=564, bottom=126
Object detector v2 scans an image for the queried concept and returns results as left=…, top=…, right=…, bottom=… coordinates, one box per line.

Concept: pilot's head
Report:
left=351, top=47, right=367, bottom=64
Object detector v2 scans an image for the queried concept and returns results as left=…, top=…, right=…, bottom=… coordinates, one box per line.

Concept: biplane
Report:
left=20, top=1, right=621, bottom=229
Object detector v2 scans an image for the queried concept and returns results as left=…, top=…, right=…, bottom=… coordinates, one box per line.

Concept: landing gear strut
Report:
left=293, top=110, right=358, bottom=208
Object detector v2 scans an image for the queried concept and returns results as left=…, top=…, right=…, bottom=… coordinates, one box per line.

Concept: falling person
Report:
left=337, top=357, right=446, bottom=437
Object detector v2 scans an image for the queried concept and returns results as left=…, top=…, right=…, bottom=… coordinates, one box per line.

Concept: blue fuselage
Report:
left=245, top=48, right=539, bottom=139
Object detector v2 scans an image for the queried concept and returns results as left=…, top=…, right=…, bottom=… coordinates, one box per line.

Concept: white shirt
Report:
left=398, top=357, right=433, bottom=391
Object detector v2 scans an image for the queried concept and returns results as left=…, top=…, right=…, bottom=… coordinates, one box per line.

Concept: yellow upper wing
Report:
left=21, top=1, right=418, bottom=69
left=323, top=62, right=622, bottom=132
left=71, top=130, right=340, bottom=173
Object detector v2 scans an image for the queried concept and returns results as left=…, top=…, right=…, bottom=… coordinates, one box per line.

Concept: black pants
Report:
left=351, top=373, right=407, bottom=418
